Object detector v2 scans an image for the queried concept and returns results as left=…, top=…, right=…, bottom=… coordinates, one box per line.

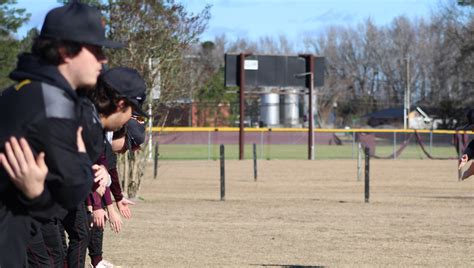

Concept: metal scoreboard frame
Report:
left=224, top=53, right=325, bottom=160
left=225, top=54, right=325, bottom=88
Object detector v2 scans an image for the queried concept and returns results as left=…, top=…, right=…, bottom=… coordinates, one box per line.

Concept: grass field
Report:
left=157, top=144, right=458, bottom=160
left=101, top=159, right=473, bottom=267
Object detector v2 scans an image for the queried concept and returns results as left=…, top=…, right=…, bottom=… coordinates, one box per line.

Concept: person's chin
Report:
left=105, top=126, right=121, bottom=132
left=80, top=80, right=97, bottom=89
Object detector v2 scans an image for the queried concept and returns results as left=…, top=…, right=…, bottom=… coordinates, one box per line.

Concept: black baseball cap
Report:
left=101, top=67, right=148, bottom=117
left=40, top=1, right=123, bottom=48
left=126, top=119, right=146, bottom=148
left=460, top=109, right=474, bottom=130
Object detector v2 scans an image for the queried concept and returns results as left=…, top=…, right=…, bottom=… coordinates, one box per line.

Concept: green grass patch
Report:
left=157, top=144, right=458, bottom=160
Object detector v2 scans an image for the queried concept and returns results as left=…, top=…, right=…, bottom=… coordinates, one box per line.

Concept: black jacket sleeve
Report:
left=463, top=139, right=474, bottom=160
left=25, top=117, right=94, bottom=211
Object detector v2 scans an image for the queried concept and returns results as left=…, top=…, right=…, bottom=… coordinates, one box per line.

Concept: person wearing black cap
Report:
left=86, top=118, right=146, bottom=268
left=82, top=67, right=147, bottom=267
left=0, top=0, right=123, bottom=266
left=44, top=67, right=145, bottom=268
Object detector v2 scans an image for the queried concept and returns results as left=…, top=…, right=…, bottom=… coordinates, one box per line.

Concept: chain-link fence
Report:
left=150, top=128, right=472, bottom=160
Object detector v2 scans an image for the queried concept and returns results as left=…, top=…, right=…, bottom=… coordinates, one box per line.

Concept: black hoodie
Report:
left=0, top=53, right=94, bottom=220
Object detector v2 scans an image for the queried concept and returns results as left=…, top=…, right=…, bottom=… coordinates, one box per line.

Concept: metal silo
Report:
left=281, top=88, right=299, bottom=127
left=260, top=93, right=279, bottom=127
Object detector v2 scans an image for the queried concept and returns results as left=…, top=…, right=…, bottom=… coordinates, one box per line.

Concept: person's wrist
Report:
left=23, top=184, right=44, bottom=200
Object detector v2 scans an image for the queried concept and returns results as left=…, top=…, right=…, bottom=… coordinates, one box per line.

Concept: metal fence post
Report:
left=352, top=131, right=355, bottom=159
left=208, top=130, right=211, bottom=161
left=153, top=142, right=159, bottom=179
left=220, top=144, right=225, bottom=201
left=393, top=132, right=397, bottom=160
left=253, top=143, right=257, bottom=181
left=429, top=131, right=433, bottom=155
left=364, top=147, right=370, bottom=203
left=357, top=142, right=362, bottom=181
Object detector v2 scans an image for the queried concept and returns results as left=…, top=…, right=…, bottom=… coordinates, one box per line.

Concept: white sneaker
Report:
left=95, top=259, right=115, bottom=268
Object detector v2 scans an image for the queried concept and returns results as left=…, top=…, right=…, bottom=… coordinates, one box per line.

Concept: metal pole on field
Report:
left=352, top=131, right=355, bottom=159
left=220, top=144, right=225, bottom=201
left=148, top=104, right=153, bottom=160
left=296, top=54, right=315, bottom=160
left=238, top=53, right=249, bottom=160
left=429, top=131, right=433, bottom=154
left=393, top=132, right=397, bottom=160
left=364, top=147, right=370, bottom=203
left=309, top=68, right=315, bottom=160
left=208, top=131, right=211, bottom=160
left=153, top=142, right=159, bottom=179
left=404, top=57, right=410, bottom=129
left=357, top=142, right=362, bottom=181
left=147, top=57, right=155, bottom=161
left=253, top=143, right=257, bottom=181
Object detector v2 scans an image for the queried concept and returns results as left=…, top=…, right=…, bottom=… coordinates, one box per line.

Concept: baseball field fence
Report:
left=149, top=127, right=473, bottom=161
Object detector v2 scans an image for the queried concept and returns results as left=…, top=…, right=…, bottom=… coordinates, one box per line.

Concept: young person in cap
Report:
left=0, top=1, right=123, bottom=266
left=56, top=66, right=146, bottom=268
left=88, top=117, right=146, bottom=268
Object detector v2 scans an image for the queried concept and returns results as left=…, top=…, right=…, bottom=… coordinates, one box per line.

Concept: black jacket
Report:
left=0, top=53, right=95, bottom=220
left=463, top=140, right=474, bottom=160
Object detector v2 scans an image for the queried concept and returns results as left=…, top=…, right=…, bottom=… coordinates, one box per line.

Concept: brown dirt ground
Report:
left=102, top=159, right=474, bottom=267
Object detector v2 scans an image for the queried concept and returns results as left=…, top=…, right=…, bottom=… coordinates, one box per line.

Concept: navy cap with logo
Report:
left=101, top=67, right=148, bottom=117
left=40, top=0, right=123, bottom=48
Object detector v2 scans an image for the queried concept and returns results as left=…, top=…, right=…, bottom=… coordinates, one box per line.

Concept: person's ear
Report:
left=116, top=99, right=127, bottom=111
left=58, top=46, right=73, bottom=64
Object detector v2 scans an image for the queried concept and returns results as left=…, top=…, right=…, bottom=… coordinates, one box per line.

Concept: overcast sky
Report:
left=16, top=0, right=439, bottom=42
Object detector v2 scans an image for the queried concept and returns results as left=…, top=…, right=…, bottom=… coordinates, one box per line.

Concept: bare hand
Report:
left=93, top=208, right=107, bottom=229
left=92, top=164, right=109, bottom=186
left=0, top=137, right=48, bottom=199
left=95, top=185, right=106, bottom=196
left=459, top=154, right=468, bottom=170
left=107, top=205, right=122, bottom=233
left=116, top=197, right=135, bottom=219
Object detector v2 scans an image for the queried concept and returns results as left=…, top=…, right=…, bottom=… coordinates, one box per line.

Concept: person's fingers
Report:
left=10, top=137, right=27, bottom=172
left=36, top=152, right=48, bottom=173
left=4, top=141, right=21, bottom=176
left=94, top=168, right=104, bottom=176
left=124, top=208, right=131, bottom=219
left=113, top=220, right=120, bottom=233
left=0, top=153, right=15, bottom=179
left=97, top=217, right=104, bottom=228
left=18, top=138, right=35, bottom=165
left=120, top=209, right=128, bottom=219
left=123, top=211, right=131, bottom=219
left=116, top=221, right=122, bottom=233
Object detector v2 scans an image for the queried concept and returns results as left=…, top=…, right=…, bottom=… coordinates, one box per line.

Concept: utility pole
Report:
left=296, top=54, right=315, bottom=160
left=147, top=58, right=155, bottom=160
left=404, top=57, right=410, bottom=129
